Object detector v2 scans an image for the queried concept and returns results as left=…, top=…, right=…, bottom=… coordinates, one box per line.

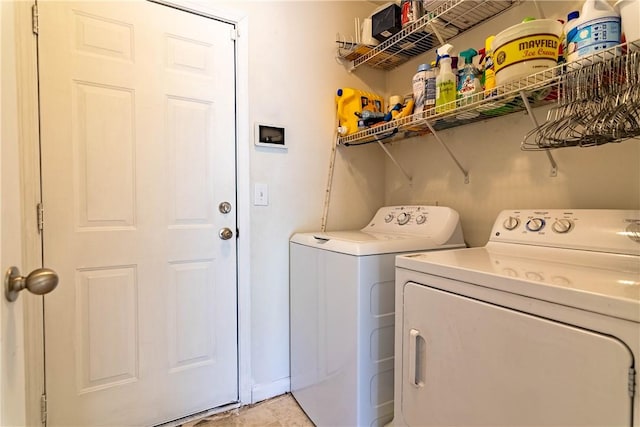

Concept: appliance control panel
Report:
left=490, top=209, right=640, bottom=255
left=363, top=205, right=460, bottom=237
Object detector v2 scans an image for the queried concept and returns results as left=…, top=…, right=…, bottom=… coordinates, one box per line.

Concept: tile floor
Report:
left=181, top=393, right=314, bottom=427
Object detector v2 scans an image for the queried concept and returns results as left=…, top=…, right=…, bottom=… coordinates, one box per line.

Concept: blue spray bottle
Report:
left=457, top=48, right=483, bottom=104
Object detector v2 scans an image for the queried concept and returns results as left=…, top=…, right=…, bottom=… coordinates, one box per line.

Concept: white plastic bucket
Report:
left=615, top=0, right=640, bottom=48
left=492, top=19, right=563, bottom=85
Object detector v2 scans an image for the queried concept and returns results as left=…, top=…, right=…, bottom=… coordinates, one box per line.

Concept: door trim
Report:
left=14, top=1, right=45, bottom=425
left=18, top=1, right=252, bottom=423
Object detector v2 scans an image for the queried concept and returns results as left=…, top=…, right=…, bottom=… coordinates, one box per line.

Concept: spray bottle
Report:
left=457, top=48, right=482, bottom=103
left=435, top=43, right=456, bottom=113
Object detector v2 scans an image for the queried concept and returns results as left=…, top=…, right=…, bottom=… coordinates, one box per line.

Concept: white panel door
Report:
left=402, top=282, right=633, bottom=427
left=38, top=1, right=238, bottom=425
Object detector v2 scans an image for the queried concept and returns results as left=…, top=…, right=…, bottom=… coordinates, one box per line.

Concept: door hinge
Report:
left=37, top=202, right=44, bottom=233
left=629, top=367, right=636, bottom=398
left=230, top=28, right=238, bottom=41
left=40, top=393, right=47, bottom=424
left=31, top=3, right=39, bottom=35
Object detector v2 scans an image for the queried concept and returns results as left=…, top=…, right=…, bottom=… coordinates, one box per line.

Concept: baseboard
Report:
left=251, top=377, right=291, bottom=404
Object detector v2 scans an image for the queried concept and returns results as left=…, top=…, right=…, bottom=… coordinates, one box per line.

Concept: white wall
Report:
left=383, top=1, right=640, bottom=246
left=1, top=1, right=28, bottom=424
left=247, top=1, right=387, bottom=399
left=211, top=1, right=388, bottom=400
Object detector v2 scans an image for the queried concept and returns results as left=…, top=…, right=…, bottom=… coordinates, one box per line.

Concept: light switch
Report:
left=254, top=183, right=269, bottom=206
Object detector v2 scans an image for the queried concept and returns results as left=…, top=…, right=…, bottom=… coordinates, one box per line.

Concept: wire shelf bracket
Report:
left=376, top=136, right=413, bottom=184
left=519, top=90, right=558, bottom=177
left=423, top=120, right=470, bottom=184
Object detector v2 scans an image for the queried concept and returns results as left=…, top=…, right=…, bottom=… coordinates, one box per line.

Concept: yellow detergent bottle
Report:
left=335, top=88, right=385, bottom=135
left=483, top=35, right=497, bottom=97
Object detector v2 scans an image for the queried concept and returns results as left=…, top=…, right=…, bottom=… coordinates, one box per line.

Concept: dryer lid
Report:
left=396, top=245, right=640, bottom=322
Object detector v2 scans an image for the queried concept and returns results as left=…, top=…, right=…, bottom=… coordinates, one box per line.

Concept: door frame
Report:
left=16, top=1, right=252, bottom=424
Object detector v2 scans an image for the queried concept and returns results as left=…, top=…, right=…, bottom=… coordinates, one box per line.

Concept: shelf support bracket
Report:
left=376, top=138, right=412, bottom=184
left=423, top=121, right=470, bottom=184
left=519, top=91, right=558, bottom=177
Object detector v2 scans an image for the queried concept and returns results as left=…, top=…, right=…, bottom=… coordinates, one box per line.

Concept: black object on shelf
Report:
left=372, top=4, right=402, bottom=42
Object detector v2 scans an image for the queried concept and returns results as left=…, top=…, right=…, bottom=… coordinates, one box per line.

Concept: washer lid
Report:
left=396, top=243, right=640, bottom=322
left=290, top=231, right=464, bottom=256
left=290, top=205, right=466, bottom=255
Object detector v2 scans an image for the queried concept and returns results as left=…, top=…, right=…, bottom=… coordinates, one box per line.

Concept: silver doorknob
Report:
left=4, top=266, right=59, bottom=302
left=219, top=201, right=232, bottom=214
left=219, top=227, right=234, bottom=240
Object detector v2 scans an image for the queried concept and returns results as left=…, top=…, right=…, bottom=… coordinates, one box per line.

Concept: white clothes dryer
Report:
left=393, top=209, right=640, bottom=427
left=290, top=206, right=465, bottom=427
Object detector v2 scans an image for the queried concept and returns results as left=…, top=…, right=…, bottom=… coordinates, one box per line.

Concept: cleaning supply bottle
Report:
left=430, top=60, right=439, bottom=78
left=435, top=44, right=456, bottom=113
left=566, top=0, right=621, bottom=63
left=451, top=56, right=459, bottom=95
left=457, top=48, right=482, bottom=103
left=425, top=63, right=437, bottom=110
left=483, top=35, right=497, bottom=97
left=556, top=19, right=566, bottom=65
left=477, top=48, right=486, bottom=87
left=563, top=11, right=580, bottom=63
left=412, top=63, right=430, bottom=118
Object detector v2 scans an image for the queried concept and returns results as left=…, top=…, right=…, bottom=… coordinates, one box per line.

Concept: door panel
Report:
left=38, top=2, right=238, bottom=425
left=402, top=282, right=633, bottom=427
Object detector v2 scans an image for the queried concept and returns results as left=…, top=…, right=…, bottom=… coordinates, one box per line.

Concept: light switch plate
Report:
left=254, top=183, right=268, bottom=206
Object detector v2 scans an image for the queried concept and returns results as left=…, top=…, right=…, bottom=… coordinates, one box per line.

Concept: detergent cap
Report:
left=567, top=10, right=580, bottom=21
left=485, top=35, right=495, bottom=52
left=459, top=48, right=478, bottom=64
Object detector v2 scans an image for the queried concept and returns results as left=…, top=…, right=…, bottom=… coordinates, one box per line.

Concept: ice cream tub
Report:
left=493, top=19, right=563, bottom=85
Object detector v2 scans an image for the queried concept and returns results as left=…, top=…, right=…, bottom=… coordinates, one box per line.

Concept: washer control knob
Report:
left=397, top=212, right=411, bottom=225
left=384, top=213, right=395, bottom=223
left=502, top=216, right=520, bottom=230
left=526, top=218, right=546, bottom=232
left=552, top=219, right=573, bottom=234
left=416, top=214, right=427, bottom=225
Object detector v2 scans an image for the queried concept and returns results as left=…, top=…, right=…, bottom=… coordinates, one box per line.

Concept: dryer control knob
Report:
left=384, top=213, right=395, bottom=223
left=626, top=222, right=640, bottom=243
left=526, top=218, right=546, bottom=232
left=416, top=214, right=427, bottom=225
left=502, top=216, right=520, bottom=230
left=397, top=212, right=411, bottom=225
left=552, top=219, right=573, bottom=233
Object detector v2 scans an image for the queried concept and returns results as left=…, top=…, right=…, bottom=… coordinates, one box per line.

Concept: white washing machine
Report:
left=393, top=209, right=640, bottom=427
left=290, top=205, right=465, bottom=427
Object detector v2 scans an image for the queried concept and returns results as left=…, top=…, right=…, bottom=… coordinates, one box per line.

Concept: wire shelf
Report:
left=337, top=0, right=518, bottom=71
left=337, top=39, right=640, bottom=149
